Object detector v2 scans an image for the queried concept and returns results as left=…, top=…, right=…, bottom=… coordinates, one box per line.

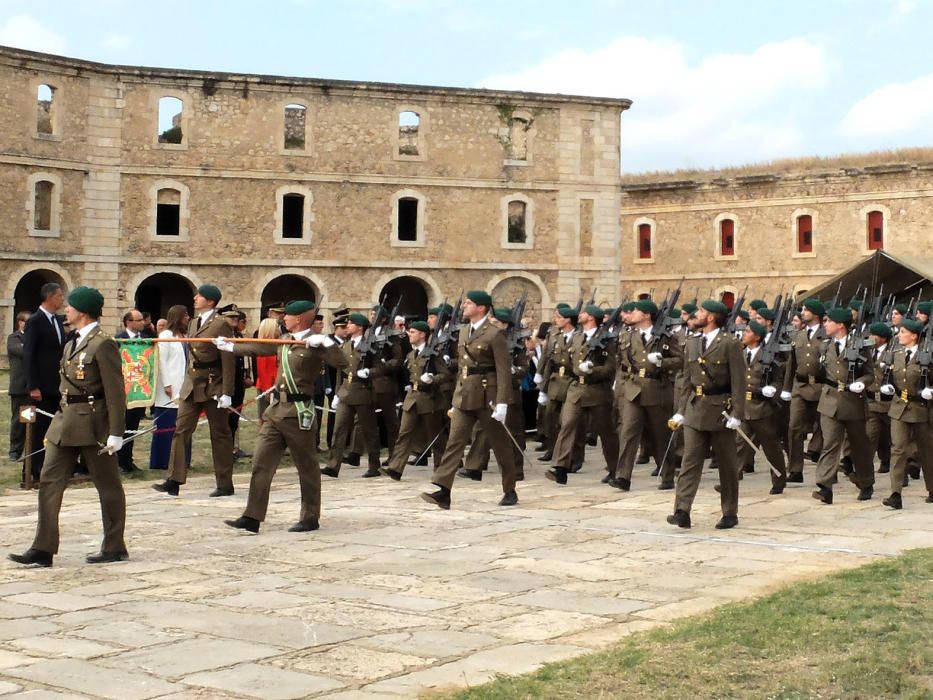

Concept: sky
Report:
left=1, top=0, right=931, bottom=173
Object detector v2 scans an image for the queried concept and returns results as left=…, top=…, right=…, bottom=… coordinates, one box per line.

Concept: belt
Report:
left=65, top=393, right=103, bottom=404
left=193, top=360, right=222, bottom=370
left=693, top=385, right=730, bottom=396
left=465, top=366, right=495, bottom=376
left=279, top=392, right=311, bottom=402
left=571, top=374, right=607, bottom=385
left=795, top=374, right=821, bottom=385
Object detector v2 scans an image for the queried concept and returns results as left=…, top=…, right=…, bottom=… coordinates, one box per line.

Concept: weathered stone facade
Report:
left=0, top=46, right=629, bottom=353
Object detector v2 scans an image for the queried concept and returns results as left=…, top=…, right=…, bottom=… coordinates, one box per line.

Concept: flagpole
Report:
left=115, top=337, right=305, bottom=345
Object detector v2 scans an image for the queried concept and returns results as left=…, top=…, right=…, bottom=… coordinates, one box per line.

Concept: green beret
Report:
left=347, top=313, right=370, bottom=327
left=901, top=319, right=923, bottom=334
left=917, top=301, right=933, bottom=316
left=583, top=304, right=603, bottom=318
left=493, top=307, right=513, bottom=324
left=803, top=298, right=825, bottom=317
left=556, top=302, right=571, bottom=310
left=622, top=301, right=637, bottom=312
left=681, top=302, right=697, bottom=314
left=197, top=284, right=222, bottom=303
left=557, top=306, right=578, bottom=320
left=757, top=307, right=776, bottom=321
left=848, top=299, right=864, bottom=310
left=67, top=286, right=104, bottom=318
left=749, top=299, right=767, bottom=311
left=634, top=299, right=658, bottom=316
left=427, top=306, right=440, bottom=316
left=410, top=321, right=430, bottom=333
left=869, top=322, right=892, bottom=338
left=371, top=304, right=386, bottom=315
left=284, top=300, right=315, bottom=315
left=893, top=303, right=908, bottom=315
left=747, top=320, right=767, bottom=338
left=736, top=309, right=750, bottom=321
left=701, top=299, right=729, bottom=315
left=668, top=307, right=681, bottom=319
left=827, top=307, right=852, bottom=324
left=466, top=290, right=492, bottom=308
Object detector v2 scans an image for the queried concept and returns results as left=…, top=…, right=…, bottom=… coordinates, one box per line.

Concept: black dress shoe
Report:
left=812, top=484, right=833, bottom=504
left=586, top=434, right=598, bottom=447
left=908, top=464, right=921, bottom=480
left=787, top=472, right=804, bottom=483
left=715, top=515, right=739, bottom=530
left=498, top=491, right=518, bottom=506
left=209, top=488, right=234, bottom=497
left=539, top=450, right=553, bottom=462
left=902, top=474, right=909, bottom=487
left=381, top=458, right=391, bottom=467
left=8, top=548, right=53, bottom=567
left=362, top=468, right=382, bottom=478
left=380, top=468, right=402, bottom=481
left=925, top=492, right=933, bottom=503
left=288, top=519, right=320, bottom=532
left=714, top=484, right=722, bottom=493
left=321, top=467, right=340, bottom=478
left=86, top=550, right=129, bottom=563
left=152, top=479, right=180, bottom=495
left=743, top=463, right=755, bottom=474
left=807, top=450, right=820, bottom=463
left=569, top=462, right=583, bottom=474
left=608, top=477, right=631, bottom=491
left=120, top=463, right=141, bottom=474
left=878, top=462, right=890, bottom=474
left=650, top=466, right=661, bottom=477
left=224, top=516, right=260, bottom=533
left=857, top=485, right=874, bottom=501
left=421, top=488, right=451, bottom=510
left=342, top=453, right=360, bottom=467
left=545, top=468, right=568, bottom=485
left=882, top=492, right=903, bottom=510
left=840, top=457, right=854, bottom=476
left=666, top=509, right=691, bottom=528
left=636, top=454, right=650, bottom=465
left=769, top=486, right=785, bottom=495
left=534, top=443, right=548, bottom=452
left=658, top=481, right=674, bottom=490
left=457, top=468, right=482, bottom=481
left=600, top=473, right=613, bottom=484
left=409, top=454, right=429, bottom=466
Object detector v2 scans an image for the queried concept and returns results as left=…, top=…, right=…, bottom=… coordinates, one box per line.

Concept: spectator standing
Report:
left=150, top=305, right=190, bottom=469
left=7, top=311, right=30, bottom=460
left=254, top=318, right=281, bottom=424
left=115, top=309, right=148, bottom=473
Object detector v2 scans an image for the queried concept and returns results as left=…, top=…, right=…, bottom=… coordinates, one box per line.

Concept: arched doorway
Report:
left=379, top=276, right=428, bottom=320
left=491, top=276, right=543, bottom=324
left=135, top=272, right=196, bottom=320
left=12, top=268, right=66, bottom=329
left=261, top=274, right=317, bottom=316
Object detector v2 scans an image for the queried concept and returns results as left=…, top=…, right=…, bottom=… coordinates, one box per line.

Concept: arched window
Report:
left=501, top=193, right=534, bottom=249
left=633, top=217, right=656, bottom=263
left=275, top=186, right=313, bottom=244
left=33, top=181, right=53, bottom=231
left=27, top=173, right=62, bottom=237
left=149, top=180, right=190, bottom=241
left=390, top=189, right=427, bottom=247
left=157, top=96, right=184, bottom=144
left=284, top=103, right=306, bottom=150
left=867, top=210, right=884, bottom=250
left=394, top=106, right=426, bottom=161
left=156, top=189, right=181, bottom=236
left=37, top=83, right=55, bottom=136
left=796, top=214, right=813, bottom=253
left=719, top=218, right=735, bottom=257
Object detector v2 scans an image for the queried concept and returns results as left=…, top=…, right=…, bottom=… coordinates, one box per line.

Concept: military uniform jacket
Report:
left=181, top=310, right=235, bottom=402
left=401, top=346, right=451, bottom=415
left=564, top=329, right=616, bottom=407
left=887, top=347, right=929, bottom=423
left=677, top=330, right=746, bottom=431
left=816, top=340, right=874, bottom=420
left=47, top=325, right=125, bottom=447
left=867, top=343, right=893, bottom=414
left=539, top=330, right=576, bottom=401
left=740, top=348, right=783, bottom=422
left=335, top=337, right=386, bottom=405
left=783, top=325, right=827, bottom=401
left=452, top=318, right=512, bottom=411
left=370, top=332, right=403, bottom=395
left=617, top=330, right=683, bottom=407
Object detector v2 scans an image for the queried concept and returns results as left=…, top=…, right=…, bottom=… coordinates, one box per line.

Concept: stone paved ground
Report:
left=1, top=450, right=930, bottom=699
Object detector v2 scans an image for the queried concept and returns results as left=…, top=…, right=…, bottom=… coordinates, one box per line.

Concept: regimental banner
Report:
left=120, top=341, right=159, bottom=408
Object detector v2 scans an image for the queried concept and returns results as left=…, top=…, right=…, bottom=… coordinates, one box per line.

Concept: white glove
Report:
left=577, top=361, right=594, bottom=375
left=216, top=394, right=232, bottom=409
left=491, top=403, right=508, bottom=423
left=105, top=435, right=123, bottom=454
left=537, top=392, right=549, bottom=405
left=356, top=368, right=370, bottom=379
left=510, top=365, right=518, bottom=375
left=305, top=334, right=326, bottom=348
left=670, top=413, right=684, bottom=428
left=647, top=352, right=663, bottom=366
left=212, top=337, right=234, bottom=352
left=533, top=372, right=544, bottom=385
left=419, top=372, right=434, bottom=384
left=724, top=415, right=742, bottom=430
left=848, top=381, right=865, bottom=394
left=780, top=390, right=792, bottom=402
left=880, top=384, right=896, bottom=396
left=331, top=395, right=340, bottom=409
left=922, top=387, right=933, bottom=401
left=404, top=384, right=412, bottom=393
left=324, top=387, right=332, bottom=395
left=761, top=385, right=777, bottom=398
left=442, top=354, right=451, bottom=364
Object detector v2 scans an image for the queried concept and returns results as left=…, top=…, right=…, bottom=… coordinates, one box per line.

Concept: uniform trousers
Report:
left=814, top=415, right=874, bottom=490
left=328, top=402, right=381, bottom=472
left=866, top=407, right=892, bottom=468
left=616, top=399, right=675, bottom=482
left=889, top=419, right=933, bottom=495
left=788, top=395, right=823, bottom=473
left=675, top=425, right=739, bottom=516
left=553, top=400, right=619, bottom=472
left=33, top=443, right=126, bottom=555
left=434, top=407, right=517, bottom=493
left=740, top=417, right=787, bottom=488
left=9, top=394, right=27, bottom=458
left=464, top=403, right=526, bottom=472
left=168, top=397, right=234, bottom=490
left=25, top=394, right=59, bottom=481
left=388, top=406, right=442, bottom=475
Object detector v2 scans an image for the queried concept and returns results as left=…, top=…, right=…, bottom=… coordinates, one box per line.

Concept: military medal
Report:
left=76, top=352, right=87, bottom=380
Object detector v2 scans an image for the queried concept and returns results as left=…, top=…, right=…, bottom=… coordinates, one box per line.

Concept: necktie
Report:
left=807, top=328, right=813, bottom=341
left=836, top=341, right=842, bottom=356
left=906, top=349, right=913, bottom=364
left=701, top=336, right=708, bottom=353
left=468, top=325, right=474, bottom=341
left=642, top=332, right=649, bottom=345
left=745, top=350, right=752, bottom=366
left=50, top=313, right=61, bottom=344
left=69, top=336, right=78, bottom=356
left=196, top=316, right=202, bottom=331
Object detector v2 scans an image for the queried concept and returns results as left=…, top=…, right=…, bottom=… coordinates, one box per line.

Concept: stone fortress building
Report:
left=2, top=45, right=932, bottom=366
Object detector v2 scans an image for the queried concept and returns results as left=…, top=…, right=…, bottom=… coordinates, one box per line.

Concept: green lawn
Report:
left=445, top=548, right=933, bottom=700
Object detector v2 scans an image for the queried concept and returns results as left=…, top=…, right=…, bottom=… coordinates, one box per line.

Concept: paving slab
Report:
left=5, top=658, right=180, bottom=699
left=183, top=662, right=344, bottom=698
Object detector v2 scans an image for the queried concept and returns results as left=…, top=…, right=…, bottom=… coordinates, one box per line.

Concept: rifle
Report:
left=356, top=295, right=395, bottom=369
left=842, top=288, right=869, bottom=385
left=759, top=296, right=794, bottom=386
left=909, top=293, right=922, bottom=319
left=866, top=284, right=884, bottom=329
left=506, top=290, right=531, bottom=355
left=421, top=296, right=449, bottom=370
left=828, top=281, right=843, bottom=311
left=584, top=303, right=624, bottom=357
left=725, top=285, right=749, bottom=334
left=650, top=277, right=684, bottom=339
left=917, top=313, right=933, bottom=389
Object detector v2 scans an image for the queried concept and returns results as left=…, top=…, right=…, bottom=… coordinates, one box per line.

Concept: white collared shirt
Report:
left=74, top=321, right=98, bottom=347
left=703, top=328, right=720, bottom=347
left=292, top=328, right=312, bottom=341
left=198, top=309, right=214, bottom=327
left=414, top=342, right=426, bottom=355
left=470, top=317, right=487, bottom=334
left=40, top=304, right=61, bottom=343
left=584, top=327, right=596, bottom=341
left=746, top=345, right=760, bottom=363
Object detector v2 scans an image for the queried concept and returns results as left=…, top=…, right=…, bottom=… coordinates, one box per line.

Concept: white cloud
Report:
left=477, top=36, right=830, bottom=172
left=841, top=74, right=933, bottom=140
left=0, top=14, right=66, bottom=55
left=102, top=33, right=131, bottom=50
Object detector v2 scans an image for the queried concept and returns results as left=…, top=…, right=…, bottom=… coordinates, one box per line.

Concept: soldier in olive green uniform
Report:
left=546, top=304, right=619, bottom=485
left=422, top=291, right=518, bottom=509
left=866, top=322, right=894, bottom=474
left=812, top=307, right=876, bottom=504
left=9, top=287, right=128, bottom=567
left=667, top=300, right=746, bottom=530
left=218, top=301, right=347, bottom=533
left=537, top=306, right=585, bottom=468
left=154, top=284, right=237, bottom=497
left=879, top=320, right=933, bottom=508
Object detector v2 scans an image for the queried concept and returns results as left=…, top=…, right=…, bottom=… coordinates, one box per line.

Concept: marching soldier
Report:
left=421, top=291, right=518, bottom=509
left=153, top=284, right=236, bottom=497
left=368, top=305, right=403, bottom=460
left=217, top=301, right=346, bottom=533
left=9, top=287, right=128, bottom=567
left=879, top=319, right=933, bottom=508
left=546, top=304, right=619, bottom=485
left=811, top=307, right=875, bottom=504
left=537, top=306, right=585, bottom=469
left=866, top=322, right=893, bottom=474
left=667, top=300, right=746, bottom=530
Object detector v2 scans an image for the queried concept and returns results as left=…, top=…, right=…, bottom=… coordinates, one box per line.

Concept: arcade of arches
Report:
left=379, top=276, right=429, bottom=320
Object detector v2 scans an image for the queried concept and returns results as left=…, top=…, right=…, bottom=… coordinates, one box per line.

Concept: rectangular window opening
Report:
left=284, top=104, right=306, bottom=150
left=638, top=223, right=652, bottom=259
left=282, top=194, right=304, bottom=239
left=34, top=181, right=53, bottom=230
left=397, top=197, right=419, bottom=241
left=156, top=203, right=180, bottom=236
left=720, top=219, right=735, bottom=256
left=507, top=201, right=526, bottom=243
left=797, top=215, right=813, bottom=253
left=867, top=211, right=884, bottom=250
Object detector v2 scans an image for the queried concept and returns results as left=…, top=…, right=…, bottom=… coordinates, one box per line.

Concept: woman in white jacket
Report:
left=149, top=305, right=190, bottom=469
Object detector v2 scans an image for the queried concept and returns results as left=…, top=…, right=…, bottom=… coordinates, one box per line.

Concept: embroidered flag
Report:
left=120, top=340, right=159, bottom=408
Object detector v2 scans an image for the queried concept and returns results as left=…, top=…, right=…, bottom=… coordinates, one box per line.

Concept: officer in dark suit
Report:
left=22, top=282, right=66, bottom=482
left=7, top=311, right=29, bottom=461
left=114, top=309, right=148, bottom=473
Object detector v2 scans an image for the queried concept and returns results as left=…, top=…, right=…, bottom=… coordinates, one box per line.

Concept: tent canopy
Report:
left=801, top=251, right=933, bottom=305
